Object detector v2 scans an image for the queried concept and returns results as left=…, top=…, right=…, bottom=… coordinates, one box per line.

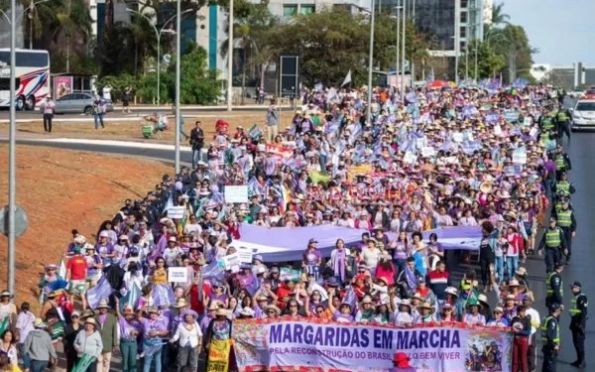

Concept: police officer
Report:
left=546, top=264, right=564, bottom=309
left=556, top=106, right=571, bottom=141
left=569, top=281, right=588, bottom=368
left=539, top=217, right=566, bottom=273
left=554, top=172, right=575, bottom=196
left=553, top=148, right=572, bottom=180
left=553, top=199, right=576, bottom=262
left=541, top=302, right=562, bottom=372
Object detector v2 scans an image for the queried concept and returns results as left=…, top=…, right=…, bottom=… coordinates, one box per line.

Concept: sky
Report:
left=503, top=0, right=595, bottom=66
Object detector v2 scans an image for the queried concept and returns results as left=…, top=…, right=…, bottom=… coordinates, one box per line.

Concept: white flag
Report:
left=341, top=70, right=352, bottom=87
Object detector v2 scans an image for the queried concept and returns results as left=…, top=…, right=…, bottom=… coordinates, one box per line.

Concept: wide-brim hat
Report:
left=97, top=299, right=110, bottom=309
left=216, top=308, right=229, bottom=317
left=265, top=304, right=281, bottom=315
left=174, top=298, right=188, bottom=308
left=85, top=318, right=97, bottom=327
left=419, top=302, right=434, bottom=310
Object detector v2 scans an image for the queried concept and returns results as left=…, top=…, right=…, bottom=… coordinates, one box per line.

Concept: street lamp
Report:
left=400, top=0, right=406, bottom=96
left=227, top=0, right=233, bottom=112
left=0, top=0, right=52, bottom=48
left=365, top=0, right=376, bottom=126
left=390, top=5, right=402, bottom=95
left=126, top=8, right=192, bottom=106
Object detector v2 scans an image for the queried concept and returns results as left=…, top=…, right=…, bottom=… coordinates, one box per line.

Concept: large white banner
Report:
left=233, top=319, right=512, bottom=372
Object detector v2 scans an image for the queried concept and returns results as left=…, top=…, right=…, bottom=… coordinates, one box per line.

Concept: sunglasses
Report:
left=71, top=315, right=80, bottom=319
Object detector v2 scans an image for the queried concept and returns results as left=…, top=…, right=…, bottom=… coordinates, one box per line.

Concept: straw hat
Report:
left=33, top=318, right=47, bottom=329
left=479, top=181, right=493, bottom=193
left=97, top=300, right=110, bottom=309
left=85, top=318, right=97, bottom=327
left=174, top=298, right=188, bottom=309
left=216, top=308, right=229, bottom=317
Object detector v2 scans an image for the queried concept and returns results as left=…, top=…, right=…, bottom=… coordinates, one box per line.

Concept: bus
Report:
left=0, top=49, right=50, bottom=110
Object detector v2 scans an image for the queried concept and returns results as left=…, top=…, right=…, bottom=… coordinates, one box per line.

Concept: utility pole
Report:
left=395, top=4, right=400, bottom=91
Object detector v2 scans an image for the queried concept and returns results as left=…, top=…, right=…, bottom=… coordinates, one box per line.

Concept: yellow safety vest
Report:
left=557, top=210, right=572, bottom=227
left=542, top=116, right=554, bottom=130
left=555, top=156, right=566, bottom=171
left=545, top=229, right=561, bottom=248
left=557, top=111, right=569, bottom=122
left=541, top=316, right=560, bottom=345
left=557, top=181, right=570, bottom=194
left=570, top=294, right=586, bottom=316
left=546, top=272, right=563, bottom=297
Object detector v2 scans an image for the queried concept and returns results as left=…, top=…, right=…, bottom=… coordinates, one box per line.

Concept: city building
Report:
left=414, top=0, right=491, bottom=80
left=531, top=63, right=595, bottom=90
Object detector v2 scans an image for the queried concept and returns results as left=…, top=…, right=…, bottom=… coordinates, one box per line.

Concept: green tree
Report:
left=267, top=10, right=430, bottom=87
left=268, top=9, right=368, bottom=86
left=176, top=46, right=221, bottom=104
left=219, top=0, right=275, bottom=102
left=490, top=25, right=534, bottom=82
left=458, top=39, right=506, bottom=79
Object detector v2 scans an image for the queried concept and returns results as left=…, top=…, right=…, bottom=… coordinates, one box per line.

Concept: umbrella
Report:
left=426, top=80, right=452, bottom=90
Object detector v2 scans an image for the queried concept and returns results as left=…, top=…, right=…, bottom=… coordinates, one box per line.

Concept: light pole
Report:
left=175, top=0, right=181, bottom=173
left=410, top=0, right=415, bottom=86
left=7, top=0, right=16, bottom=297
left=0, top=0, right=52, bottom=49
left=227, top=0, right=233, bottom=112
left=365, top=0, right=376, bottom=126
left=126, top=8, right=191, bottom=106
left=400, top=0, right=406, bottom=96
left=392, top=5, right=401, bottom=92
left=474, top=39, right=478, bottom=82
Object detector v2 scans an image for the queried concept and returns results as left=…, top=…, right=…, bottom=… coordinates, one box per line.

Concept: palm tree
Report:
left=491, top=3, right=510, bottom=26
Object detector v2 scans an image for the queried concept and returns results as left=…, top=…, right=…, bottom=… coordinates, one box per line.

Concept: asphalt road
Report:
left=2, top=132, right=593, bottom=371
left=0, top=104, right=290, bottom=121
left=528, top=132, right=595, bottom=371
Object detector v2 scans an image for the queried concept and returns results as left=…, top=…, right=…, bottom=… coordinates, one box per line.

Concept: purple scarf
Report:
left=333, top=249, right=346, bottom=281
left=404, top=267, right=417, bottom=290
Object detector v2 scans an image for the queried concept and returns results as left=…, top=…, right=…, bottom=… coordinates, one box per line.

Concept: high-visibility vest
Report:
left=545, top=229, right=561, bottom=248
left=555, top=156, right=566, bottom=171
left=557, top=181, right=570, bottom=194
left=557, top=111, right=569, bottom=122
left=557, top=210, right=572, bottom=227
left=541, top=316, right=560, bottom=345
left=545, top=272, right=563, bottom=296
left=542, top=116, right=555, bottom=130
left=570, top=293, right=586, bottom=316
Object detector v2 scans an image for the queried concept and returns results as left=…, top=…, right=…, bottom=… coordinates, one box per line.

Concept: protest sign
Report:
left=452, top=132, right=464, bottom=143
left=222, top=253, right=241, bottom=271
left=403, top=151, right=417, bottom=164
left=512, top=148, right=527, bottom=165
left=206, top=339, right=231, bottom=372
left=225, top=185, right=248, bottom=203
left=167, top=206, right=185, bottom=219
left=236, top=246, right=254, bottom=264
left=280, top=267, right=301, bottom=282
left=168, top=267, right=188, bottom=283
left=233, top=319, right=512, bottom=372
left=421, top=146, right=436, bottom=158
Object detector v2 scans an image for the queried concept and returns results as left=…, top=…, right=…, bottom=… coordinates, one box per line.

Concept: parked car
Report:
left=53, top=93, right=113, bottom=114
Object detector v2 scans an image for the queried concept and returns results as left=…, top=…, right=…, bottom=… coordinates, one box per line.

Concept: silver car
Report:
left=53, top=93, right=113, bottom=114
